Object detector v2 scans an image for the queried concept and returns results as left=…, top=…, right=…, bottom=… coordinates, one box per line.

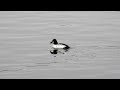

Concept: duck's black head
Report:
left=50, top=39, right=58, bottom=44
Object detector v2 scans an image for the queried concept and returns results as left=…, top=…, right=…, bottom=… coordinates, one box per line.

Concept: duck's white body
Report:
left=52, top=44, right=66, bottom=49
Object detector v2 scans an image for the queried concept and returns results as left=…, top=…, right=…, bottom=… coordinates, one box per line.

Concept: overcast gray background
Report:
left=0, top=11, right=120, bottom=79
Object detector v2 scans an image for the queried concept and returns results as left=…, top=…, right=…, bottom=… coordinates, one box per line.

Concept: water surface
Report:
left=0, top=11, right=120, bottom=78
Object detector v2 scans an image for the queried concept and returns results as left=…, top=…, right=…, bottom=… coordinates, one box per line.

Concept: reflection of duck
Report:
left=50, top=39, right=70, bottom=49
left=50, top=49, right=65, bottom=55
left=50, top=49, right=58, bottom=54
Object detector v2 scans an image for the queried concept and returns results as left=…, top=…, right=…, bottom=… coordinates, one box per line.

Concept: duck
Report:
left=50, top=39, right=70, bottom=49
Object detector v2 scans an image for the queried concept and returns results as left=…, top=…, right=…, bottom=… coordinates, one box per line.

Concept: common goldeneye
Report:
left=50, top=39, right=70, bottom=49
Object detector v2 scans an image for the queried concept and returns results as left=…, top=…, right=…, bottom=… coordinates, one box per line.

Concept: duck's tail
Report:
left=64, top=45, right=70, bottom=49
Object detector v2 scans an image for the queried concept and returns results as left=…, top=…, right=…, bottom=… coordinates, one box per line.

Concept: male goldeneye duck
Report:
left=50, top=39, right=70, bottom=49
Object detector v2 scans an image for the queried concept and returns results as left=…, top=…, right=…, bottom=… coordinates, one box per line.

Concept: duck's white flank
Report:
left=52, top=44, right=66, bottom=49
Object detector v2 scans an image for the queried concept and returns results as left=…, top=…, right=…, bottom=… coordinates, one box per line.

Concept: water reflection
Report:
left=50, top=48, right=69, bottom=55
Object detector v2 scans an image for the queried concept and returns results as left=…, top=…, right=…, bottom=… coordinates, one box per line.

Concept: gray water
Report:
left=0, top=11, right=120, bottom=79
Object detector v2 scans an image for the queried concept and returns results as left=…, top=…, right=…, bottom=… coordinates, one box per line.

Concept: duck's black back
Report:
left=59, top=43, right=70, bottom=49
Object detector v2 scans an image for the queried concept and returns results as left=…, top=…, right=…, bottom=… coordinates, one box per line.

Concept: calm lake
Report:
left=0, top=11, right=120, bottom=79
